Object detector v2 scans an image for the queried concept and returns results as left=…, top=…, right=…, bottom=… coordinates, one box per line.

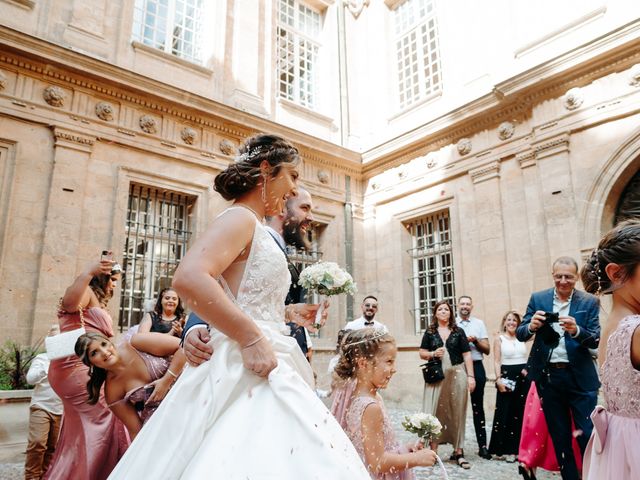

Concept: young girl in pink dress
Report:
left=334, top=328, right=438, bottom=479
left=580, top=219, right=640, bottom=479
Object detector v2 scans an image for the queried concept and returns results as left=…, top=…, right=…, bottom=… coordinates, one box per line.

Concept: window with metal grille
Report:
left=407, top=211, right=455, bottom=332
left=276, top=0, right=321, bottom=109
left=132, top=0, right=204, bottom=63
left=118, top=184, right=195, bottom=331
left=393, top=0, right=442, bottom=110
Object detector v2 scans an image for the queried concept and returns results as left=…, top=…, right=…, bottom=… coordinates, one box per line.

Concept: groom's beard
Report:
left=284, top=219, right=311, bottom=251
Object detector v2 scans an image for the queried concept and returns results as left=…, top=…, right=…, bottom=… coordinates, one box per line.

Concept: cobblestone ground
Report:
left=0, top=408, right=562, bottom=480
left=389, top=408, right=559, bottom=480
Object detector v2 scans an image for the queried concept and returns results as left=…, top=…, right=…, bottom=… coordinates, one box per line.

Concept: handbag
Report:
left=421, top=359, right=445, bottom=384
left=45, top=302, right=86, bottom=360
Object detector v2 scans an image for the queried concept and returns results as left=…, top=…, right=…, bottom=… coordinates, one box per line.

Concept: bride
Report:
left=108, top=134, right=370, bottom=479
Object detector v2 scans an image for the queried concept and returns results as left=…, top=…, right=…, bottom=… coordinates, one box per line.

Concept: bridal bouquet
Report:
left=298, top=262, right=357, bottom=328
left=402, top=412, right=442, bottom=444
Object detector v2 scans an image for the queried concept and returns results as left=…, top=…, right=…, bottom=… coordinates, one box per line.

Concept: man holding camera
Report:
left=516, top=256, right=600, bottom=480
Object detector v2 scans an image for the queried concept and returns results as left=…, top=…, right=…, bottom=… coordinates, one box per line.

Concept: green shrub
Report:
left=0, top=339, right=43, bottom=390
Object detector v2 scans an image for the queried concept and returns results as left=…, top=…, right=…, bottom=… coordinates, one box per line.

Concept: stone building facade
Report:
left=1, top=0, right=640, bottom=405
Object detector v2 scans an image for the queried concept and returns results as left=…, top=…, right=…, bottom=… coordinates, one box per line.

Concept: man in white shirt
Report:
left=25, top=326, right=63, bottom=480
left=344, top=296, right=388, bottom=333
left=456, top=295, right=491, bottom=460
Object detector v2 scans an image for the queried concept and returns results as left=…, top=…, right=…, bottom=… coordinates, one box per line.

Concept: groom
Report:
left=182, top=187, right=324, bottom=365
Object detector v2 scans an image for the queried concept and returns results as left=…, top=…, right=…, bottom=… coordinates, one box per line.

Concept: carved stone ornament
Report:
left=95, top=102, right=114, bottom=121
left=456, top=138, right=472, bottom=156
left=317, top=170, right=330, bottom=184
left=0, top=71, right=6, bottom=90
left=219, top=139, right=236, bottom=156
left=426, top=156, right=437, bottom=169
left=180, top=127, right=197, bottom=145
left=498, top=121, right=515, bottom=141
left=43, top=86, right=66, bottom=107
left=629, top=63, right=640, bottom=87
left=139, top=115, right=157, bottom=134
left=344, top=0, right=370, bottom=19
left=563, top=88, right=584, bottom=111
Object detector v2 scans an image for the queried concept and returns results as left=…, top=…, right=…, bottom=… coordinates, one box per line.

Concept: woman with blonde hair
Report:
left=488, top=310, right=530, bottom=462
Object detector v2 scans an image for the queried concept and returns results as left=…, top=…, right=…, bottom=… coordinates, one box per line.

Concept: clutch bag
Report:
left=46, top=302, right=86, bottom=360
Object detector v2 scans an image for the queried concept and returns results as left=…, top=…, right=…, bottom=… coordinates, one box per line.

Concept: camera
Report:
left=543, top=312, right=559, bottom=324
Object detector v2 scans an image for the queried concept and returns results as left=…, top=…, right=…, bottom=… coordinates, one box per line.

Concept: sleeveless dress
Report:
left=583, top=315, right=640, bottom=479
left=345, top=395, right=415, bottom=480
left=108, top=214, right=370, bottom=479
left=44, top=307, right=129, bottom=480
left=488, top=334, right=529, bottom=456
left=109, top=327, right=172, bottom=423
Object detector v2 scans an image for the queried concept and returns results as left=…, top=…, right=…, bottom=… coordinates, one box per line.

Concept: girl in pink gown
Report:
left=335, top=329, right=438, bottom=479
left=580, top=220, right=640, bottom=480
left=44, top=257, right=128, bottom=480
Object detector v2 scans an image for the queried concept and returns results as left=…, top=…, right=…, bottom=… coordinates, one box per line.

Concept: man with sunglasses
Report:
left=344, top=296, right=388, bottom=332
left=516, top=257, right=600, bottom=480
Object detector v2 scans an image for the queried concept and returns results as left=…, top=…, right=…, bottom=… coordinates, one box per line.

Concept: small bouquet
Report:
left=298, top=261, right=357, bottom=329
left=401, top=412, right=442, bottom=444
left=402, top=412, right=449, bottom=479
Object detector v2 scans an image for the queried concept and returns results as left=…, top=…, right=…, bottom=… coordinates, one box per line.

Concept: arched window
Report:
left=615, top=168, right=640, bottom=224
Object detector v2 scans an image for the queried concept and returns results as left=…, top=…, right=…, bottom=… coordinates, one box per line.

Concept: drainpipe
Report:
left=337, top=1, right=350, bottom=146
left=344, top=175, right=354, bottom=322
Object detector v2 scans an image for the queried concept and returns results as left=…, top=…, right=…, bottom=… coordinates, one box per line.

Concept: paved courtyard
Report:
left=0, top=406, right=562, bottom=480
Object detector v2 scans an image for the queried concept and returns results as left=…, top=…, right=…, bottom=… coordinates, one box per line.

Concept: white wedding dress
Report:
left=109, top=213, right=370, bottom=479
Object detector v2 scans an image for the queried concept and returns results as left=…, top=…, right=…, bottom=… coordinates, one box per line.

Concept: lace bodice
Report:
left=601, top=315, right=640, bottom=418
left=219, top=211, right=290, bottom=333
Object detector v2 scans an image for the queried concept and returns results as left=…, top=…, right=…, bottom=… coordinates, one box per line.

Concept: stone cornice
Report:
left=0, top=25, right=361, bottom=177
left=469, top=161, right=500, bottom=184
left=361, top=19, right=640, bottom=177
left=52, top=127, right=96, bottom=153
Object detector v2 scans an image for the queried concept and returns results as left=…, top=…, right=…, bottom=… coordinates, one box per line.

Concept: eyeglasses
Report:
left=363, top=304, right=378, bottom=309
left=553, top=274, right=576, bottom=281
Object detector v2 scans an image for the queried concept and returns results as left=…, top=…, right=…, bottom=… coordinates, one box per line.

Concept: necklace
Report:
left=236, top=203, right=265, bottom=222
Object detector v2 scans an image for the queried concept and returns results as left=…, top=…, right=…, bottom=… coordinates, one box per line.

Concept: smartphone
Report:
left=543, top=311, right=559, bottom=324
left=101, top=250, right=112, bottom=261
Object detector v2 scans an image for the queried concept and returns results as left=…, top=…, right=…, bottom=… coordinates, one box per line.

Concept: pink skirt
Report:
left=518, top=382, right=581, bottom=472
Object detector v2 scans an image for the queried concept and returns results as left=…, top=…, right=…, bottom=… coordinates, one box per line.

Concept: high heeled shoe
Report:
left=518, top=464, right=537, bottom=480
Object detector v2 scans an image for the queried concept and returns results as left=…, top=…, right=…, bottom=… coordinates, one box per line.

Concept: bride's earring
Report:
left=261, top=173, right=267, bottom=203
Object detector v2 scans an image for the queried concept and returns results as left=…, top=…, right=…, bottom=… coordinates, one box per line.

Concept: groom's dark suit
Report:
left=516, top=288, right=600, bottom=480
left=182, top=227, right=308, bottom=353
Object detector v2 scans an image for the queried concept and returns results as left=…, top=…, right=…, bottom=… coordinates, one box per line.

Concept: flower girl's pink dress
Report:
left=583, top=315, right=640, bottom=479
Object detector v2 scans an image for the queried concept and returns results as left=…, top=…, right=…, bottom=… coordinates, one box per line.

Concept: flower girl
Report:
left=334, top=328, right=438, bottom=479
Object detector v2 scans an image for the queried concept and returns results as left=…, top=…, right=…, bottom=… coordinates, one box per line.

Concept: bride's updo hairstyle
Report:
left=581, top=219, right=640, bottom=295
left=334, top=328, right=395, bottom=380
left=214, top=133, right=300, bottom=201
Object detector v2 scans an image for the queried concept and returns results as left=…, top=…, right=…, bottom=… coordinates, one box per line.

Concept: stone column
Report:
left=532, top=134, right=581, bottom=265
left=32, top=127, right=95, bottom=340
left=469, top=161, right=510, bottom=323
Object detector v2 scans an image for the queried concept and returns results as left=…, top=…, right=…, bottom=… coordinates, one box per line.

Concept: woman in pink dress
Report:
left=44, top=254, right=129, bottom=480
left=580, top=219, right=640, bottom=479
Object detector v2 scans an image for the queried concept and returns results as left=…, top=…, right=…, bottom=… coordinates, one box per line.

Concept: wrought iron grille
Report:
left=118, top=184, right=194, bottom=331
left=407, top=210, right=456, bottom=332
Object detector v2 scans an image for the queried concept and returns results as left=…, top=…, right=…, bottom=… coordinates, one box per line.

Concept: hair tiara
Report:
left=345, top=329, right=388, bottom=346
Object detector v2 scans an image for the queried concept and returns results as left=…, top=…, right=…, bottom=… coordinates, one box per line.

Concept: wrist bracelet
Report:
left=167, top=369, right=178, bottom=379
left=242, top=335, right=265, bottom=349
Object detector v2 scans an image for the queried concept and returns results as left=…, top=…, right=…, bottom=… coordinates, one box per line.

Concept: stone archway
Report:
left=615, top=169, right=640, bottom=222
left=581, top=127, right=640, bottom=255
